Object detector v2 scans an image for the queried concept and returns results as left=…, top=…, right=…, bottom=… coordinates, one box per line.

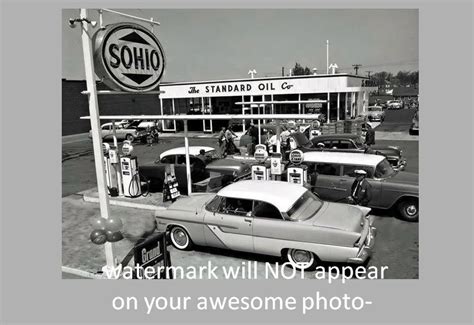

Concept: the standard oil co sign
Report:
left=93, top=23, right=166, bottom=92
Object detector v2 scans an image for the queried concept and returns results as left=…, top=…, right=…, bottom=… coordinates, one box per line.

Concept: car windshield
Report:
left=286, top=191, right=323, bottom=221
left=374, top=159, right=396, bottom=178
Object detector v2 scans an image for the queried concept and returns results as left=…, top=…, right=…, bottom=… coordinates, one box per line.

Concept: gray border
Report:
left=1, top=0, right=473, bottom=324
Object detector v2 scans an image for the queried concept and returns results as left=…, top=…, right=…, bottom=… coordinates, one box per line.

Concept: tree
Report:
left=292, top=62, right=312, bottom=76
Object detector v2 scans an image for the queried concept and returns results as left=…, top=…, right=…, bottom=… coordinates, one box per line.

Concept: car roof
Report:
left=312, top=133, right=361, bottom=141
left=159, top=146, right=215, bottom=159
left=218, top=180, right=307, bottom=212
left=303, top=151, right=385, bottom=167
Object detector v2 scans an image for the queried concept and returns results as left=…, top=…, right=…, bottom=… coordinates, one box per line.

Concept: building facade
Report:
left=159, top=73, right=376, bottom=132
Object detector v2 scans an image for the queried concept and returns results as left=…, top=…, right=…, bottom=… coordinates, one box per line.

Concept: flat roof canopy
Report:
left=80, top=114, right=325, bottom=121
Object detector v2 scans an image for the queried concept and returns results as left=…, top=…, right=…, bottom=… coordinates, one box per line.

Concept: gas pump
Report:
left=120, top=141, right=142, bottom=197
left=251, top=144, right=270, bottom=180
left=102, top=143, right=119, bottom=195
left=286, top=150, right=307, bottom=186
left=270, top=152, right=284, bottom=181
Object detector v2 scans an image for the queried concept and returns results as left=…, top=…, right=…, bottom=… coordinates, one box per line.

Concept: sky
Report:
left=62, top=9, right=418, bottom=82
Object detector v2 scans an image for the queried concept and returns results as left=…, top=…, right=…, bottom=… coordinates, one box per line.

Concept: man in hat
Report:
left=347, top=169, right=372, bottom=206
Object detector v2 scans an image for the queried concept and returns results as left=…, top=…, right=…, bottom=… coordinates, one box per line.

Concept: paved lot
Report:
left=62, top=109, right=419, bottom=279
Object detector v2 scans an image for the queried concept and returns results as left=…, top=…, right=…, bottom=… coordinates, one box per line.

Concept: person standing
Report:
left=225, top=125, right=237, bottom=155
left=365, top=126, right=375, bottom=146
left=348, top=170, right=372, bottom=206
left=217, top=127, right=227, bottom=157
left=247, top=123, right=258, bottom=156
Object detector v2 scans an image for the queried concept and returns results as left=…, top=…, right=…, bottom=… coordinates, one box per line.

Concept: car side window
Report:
left=315, top=163, right=340, bottom=176
left=160, top=156, right=175, bottom=164
left=218, top=197, right=253, bottom=216
left=253, top=201, right=283, bottom=220
left=323, top=140, right=332, bottom=148
left=205, top=195, right=222, bottom=212
left=102, top=125, right=110, bottom=130
left=176, top=155, right=186, bottom=164
left=338, top=140, right=354, bottom=149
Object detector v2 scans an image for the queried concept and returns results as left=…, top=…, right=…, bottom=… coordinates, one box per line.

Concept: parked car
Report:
left=139, top=146, right=252, bottom=193
left=359, top=106, right=386, bottom=122
left=89, top=122, right=146, bottom=142
left=289, top=133, right=407, bottom=171
left=155, top=180, right=376, bottom=270
left=386, top=100, right=404, bottom=110
left=301, top=151, right=419, bottom=221
left=409, top=110, right=419, bottom=135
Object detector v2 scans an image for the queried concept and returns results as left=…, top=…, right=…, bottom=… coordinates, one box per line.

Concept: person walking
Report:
left=347, top=170, right=372, bottom=206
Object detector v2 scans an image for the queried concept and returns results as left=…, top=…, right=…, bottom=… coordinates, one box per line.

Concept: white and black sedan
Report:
left=155, top=180, right=376, bottom=270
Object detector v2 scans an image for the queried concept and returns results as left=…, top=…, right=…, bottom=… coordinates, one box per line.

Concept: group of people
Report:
left=217, top=126, right=238, bottom=157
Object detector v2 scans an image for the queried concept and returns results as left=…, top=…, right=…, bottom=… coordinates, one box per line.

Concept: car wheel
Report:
left=285, top=249, right=318, bottom=271
left=125, top=134, right=135, bottom=142
left=169, top=226, right=193, bottom=250
left=397, top=199, right=419, bottom=222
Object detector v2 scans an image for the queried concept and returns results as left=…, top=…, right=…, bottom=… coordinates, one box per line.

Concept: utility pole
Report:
left=326, top=40, right=329, bottom=74
left=352, top=64, right=362, bottom=75
left=281, top=67, right=285, bottom=77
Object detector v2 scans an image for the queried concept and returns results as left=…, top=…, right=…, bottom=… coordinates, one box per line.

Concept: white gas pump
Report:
left=102, top=143, right=119, bottom=194
left=270, top=152, right=284, bottom=180
left=120, top=141, right=141, bottom=197
left=251, top=144, right=270, bottom=180
left=286, top=150, right=307, bottom=186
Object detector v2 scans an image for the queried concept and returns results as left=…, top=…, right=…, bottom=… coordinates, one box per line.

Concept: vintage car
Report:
left=358, top=106, right=386, bottom=122
left=301, top=151, right=418, bottom=221
left=409, top=110, right=419, bottom=135
left=139, top=146, right=252, bottom=193
left=155, top=180, right=376, bottom=270
left=89, top=122, right=146, bottom=142
left=386, top=100, right=404, bottom=110
left=287, top=132, right=407, bottom=171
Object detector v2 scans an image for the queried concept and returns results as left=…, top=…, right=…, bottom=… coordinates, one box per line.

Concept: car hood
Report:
left=387, top=171, right=418, bottom=185
left=312, top=202, right=370, bottom=233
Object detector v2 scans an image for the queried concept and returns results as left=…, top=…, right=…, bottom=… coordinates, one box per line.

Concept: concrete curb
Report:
left=82, top=193, right=167, bottom=211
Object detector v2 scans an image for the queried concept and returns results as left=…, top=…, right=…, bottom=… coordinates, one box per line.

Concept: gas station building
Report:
left=159, top=73, right=377, bottom=132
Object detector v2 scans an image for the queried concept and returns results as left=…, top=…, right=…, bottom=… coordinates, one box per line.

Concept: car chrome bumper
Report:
left=347, top=225, right=377, bottom=264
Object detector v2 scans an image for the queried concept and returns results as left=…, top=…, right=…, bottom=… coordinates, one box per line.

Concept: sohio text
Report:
left=108, top=44, right=161, bottom=71
left=93, top=22, right=166, bottom=92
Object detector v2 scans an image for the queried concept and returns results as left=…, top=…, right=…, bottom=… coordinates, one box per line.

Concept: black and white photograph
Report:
left=61, top=8, right=420, bottom=280
left=2, top=1, right=473, bottom=323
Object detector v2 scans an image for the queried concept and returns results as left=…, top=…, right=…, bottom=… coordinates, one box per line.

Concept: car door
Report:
left=203, top=196, right=254, bottom=253
left=337, top=164, right=382, bottom=206
left=251, top=200, right=288, bottom=256
left=310, top=162, right=342, bottom=201
left=101, top=124, right=112, bottom=140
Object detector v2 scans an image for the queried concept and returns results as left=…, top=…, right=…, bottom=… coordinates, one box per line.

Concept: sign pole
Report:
left=79, top=8, right=115, bottom=269
left=183, top=120, right=192, bottom=196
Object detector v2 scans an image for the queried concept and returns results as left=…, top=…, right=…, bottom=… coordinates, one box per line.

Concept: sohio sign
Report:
left=93, top=23, right=166, bottom=92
